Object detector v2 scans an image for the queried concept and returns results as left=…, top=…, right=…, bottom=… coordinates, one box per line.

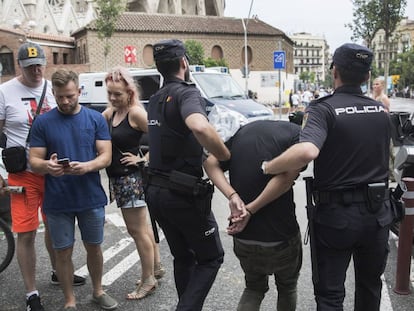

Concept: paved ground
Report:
left=1, top=96, right=414, bottom=310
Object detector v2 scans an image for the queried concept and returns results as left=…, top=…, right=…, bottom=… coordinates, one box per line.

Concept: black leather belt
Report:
left=313, top=188, right=368, bottom=205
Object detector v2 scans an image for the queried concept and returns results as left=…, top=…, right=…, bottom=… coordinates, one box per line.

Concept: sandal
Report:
left=135, top=262, right=165, bottom=285
left=127, top=276, right=157, bottom=300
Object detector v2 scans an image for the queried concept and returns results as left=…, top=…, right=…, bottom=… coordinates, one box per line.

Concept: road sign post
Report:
left=274, top=50, right=285, bottom=119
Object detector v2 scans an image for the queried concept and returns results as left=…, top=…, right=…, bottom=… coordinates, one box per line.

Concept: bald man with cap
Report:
left=0, top=42, right=85, bottom=311
left=260, top=43, right=394, bottom=310
left=145, top=39, right=234, bottom=311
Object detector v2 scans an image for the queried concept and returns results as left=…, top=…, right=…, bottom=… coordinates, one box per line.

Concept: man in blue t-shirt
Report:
left=204, top=119, right=303, bottom=311
left=29, top=69, right=118, bottom=311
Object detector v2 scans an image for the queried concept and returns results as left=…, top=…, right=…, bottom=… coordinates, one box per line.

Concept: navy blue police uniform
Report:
left=145, top=39, right=224, bottom=311
left=300, top=43, right=393, bottom=310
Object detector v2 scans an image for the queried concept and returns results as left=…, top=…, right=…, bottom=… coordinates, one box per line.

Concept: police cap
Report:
left=330, top=43, right=373, bottom=72
left=153, top=39, right=186, bottom=62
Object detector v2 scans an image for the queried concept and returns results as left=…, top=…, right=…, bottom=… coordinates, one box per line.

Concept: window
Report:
left=53, top=52, right=58, bottom=64
left=63, top=53, right=68, bottom=64
left=241, top=46, right=253, bottom=66
left=0, top=46, right=15, bottom=76
left=211, top=45, right=223, bottom=60
left=142, top=45, right=153, bottom=67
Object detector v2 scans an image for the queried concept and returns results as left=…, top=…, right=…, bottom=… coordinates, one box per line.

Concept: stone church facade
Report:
left=0, top=0, right=295, bottom=102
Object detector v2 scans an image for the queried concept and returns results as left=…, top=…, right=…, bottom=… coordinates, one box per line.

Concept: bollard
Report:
left=394, top=177, right=414, bottom=295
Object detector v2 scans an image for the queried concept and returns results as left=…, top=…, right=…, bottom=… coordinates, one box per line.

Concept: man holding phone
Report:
left=29, top=69, right=117, bottom=310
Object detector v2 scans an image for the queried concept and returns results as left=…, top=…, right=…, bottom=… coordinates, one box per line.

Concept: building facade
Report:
left=0, top=27, right=89, bottom=83
left=0, top=0, right=297, bottom=103
left=290, top=32, right=330, bottom=87
left=72, top=13, right=294, bottom=73
left=0, top=0, right=225, bottom=37
left=371, top=17, right=414, bottom=71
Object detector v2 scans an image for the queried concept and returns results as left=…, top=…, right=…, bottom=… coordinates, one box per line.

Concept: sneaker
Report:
left=51, top=271, right=86, bottom=286
left=26, top=294, right=45, bottom=311
left=92, top=292, right=118, bottom=310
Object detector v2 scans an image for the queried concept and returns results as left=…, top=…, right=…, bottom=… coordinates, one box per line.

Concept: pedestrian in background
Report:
left=301, top=88, right=313, bottom=108
left=204, top=118, right=304, bottom=311
left=102, top=66, right=164, bottom=300
left=0, top=42, right=84, bottom=311
left=291, top=91, right=301, bottom=112
left=372, top=77, right=390, bottom=112
left=145, top=39, right=235, bottom=311
left=261, top=43, right=394, bottom=310
left=372, top=76, right=395, bottom=182
left=29, top=69, right=118, bottom=310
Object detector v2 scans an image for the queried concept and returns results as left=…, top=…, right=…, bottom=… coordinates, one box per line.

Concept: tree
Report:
left=346, top=0, right=381, bottom=48
left=347, top=0, right=407, bottom=92
left=389, top=48, right=414, bottom=91
left=299, top=71, right=311, bottom=83
left=184, top=40, right=204, bottom=65
left=203, top=57, right=229, bottom=69
left=95, top=0, right=125, bottom=70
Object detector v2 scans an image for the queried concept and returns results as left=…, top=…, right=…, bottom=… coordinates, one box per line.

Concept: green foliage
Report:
left=184, top=40, right=204, bottom=65
left=389, top=48, right=414, bottom=89
left=346, top=0, right=382, bottom=46
left=347, top=0, right=406, bottom=47
left=299, top=71, right=312, bottom=82
left=204, top=57, right=229, bottom=68
left=346, top=0, right=407, bottom=88
left=95, top=0, right=125, bottom=66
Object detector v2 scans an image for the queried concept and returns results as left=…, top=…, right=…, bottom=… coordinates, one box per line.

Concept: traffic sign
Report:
left=124, top=46, right=137, bottom=64
left=273, top=51, right=285, bottom=69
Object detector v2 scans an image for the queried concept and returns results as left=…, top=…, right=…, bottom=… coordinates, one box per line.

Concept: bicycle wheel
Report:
left=0, top=217, right=14, bottom=273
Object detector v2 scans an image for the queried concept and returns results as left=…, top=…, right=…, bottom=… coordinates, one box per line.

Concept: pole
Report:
left=394, top=177, right=414, bottom=295
left=241, top=0, right=254, bottom=97
left=278, top=41, right=282, bottom=119
left=242, top=18, right=248, bottom=97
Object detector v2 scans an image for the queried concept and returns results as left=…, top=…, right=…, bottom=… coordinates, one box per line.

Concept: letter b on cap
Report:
left=27, top=47, right=38, bottom=58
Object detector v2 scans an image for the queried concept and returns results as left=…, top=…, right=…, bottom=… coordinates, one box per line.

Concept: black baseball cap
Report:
left=17, top=42, right=46, bottom=67
left=330, top=43, right=373, bottom=72
left=153, top=39, right=187, bottom=62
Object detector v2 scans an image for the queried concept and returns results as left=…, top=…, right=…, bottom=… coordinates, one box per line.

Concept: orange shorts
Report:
left=8, top=171, right=45, bottom=233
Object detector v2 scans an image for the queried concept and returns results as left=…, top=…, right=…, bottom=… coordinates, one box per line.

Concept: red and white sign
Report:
left=124, top=46, right=137, bottom=64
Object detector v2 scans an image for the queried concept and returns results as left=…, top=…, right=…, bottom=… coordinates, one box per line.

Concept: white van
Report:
left=79, top=68, right=162, bottom=111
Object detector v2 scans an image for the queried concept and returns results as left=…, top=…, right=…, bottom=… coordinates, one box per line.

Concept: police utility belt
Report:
left=146, top=169, right=214, bottom=197
left=312, top=182, right=389, bottom=213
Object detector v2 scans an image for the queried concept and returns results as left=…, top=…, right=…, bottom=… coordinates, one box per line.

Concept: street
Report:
left=1, top=97, right=414, bottom=310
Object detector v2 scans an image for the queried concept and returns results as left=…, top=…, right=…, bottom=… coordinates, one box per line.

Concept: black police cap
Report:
left=153, top=39, right=186, bottom=62
left=330, top=43, right=373, bottom=72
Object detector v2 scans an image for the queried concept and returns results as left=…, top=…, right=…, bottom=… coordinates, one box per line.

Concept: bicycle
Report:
left=0, top=216, right=14, bottom=273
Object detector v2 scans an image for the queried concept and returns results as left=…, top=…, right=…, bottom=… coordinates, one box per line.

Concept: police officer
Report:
left=145, top=39, right=231, bottom=311
left=261, top=43, right=393, bottom=310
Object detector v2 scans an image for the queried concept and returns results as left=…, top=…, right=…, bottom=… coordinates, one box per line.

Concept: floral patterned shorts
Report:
left=109, top=170, right=146, bottom=208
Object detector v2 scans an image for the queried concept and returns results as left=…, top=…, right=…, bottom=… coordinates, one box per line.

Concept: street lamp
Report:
left=241, top=0, right=254, bottom=97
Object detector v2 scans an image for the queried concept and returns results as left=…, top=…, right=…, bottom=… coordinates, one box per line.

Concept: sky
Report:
left=224, top=0, right=414, bottom=53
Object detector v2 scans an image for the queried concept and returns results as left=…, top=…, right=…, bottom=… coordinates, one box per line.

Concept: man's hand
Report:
left=228, top=192, right=247, bottom=223
left=47, top=153, right=66, bottom=177
left=227, top=208, right=252, bottom=235
left=47, top=153, right=90, bottom=176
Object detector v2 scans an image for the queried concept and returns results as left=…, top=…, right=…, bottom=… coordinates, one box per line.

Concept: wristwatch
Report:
left=261, top=161, right=268, bottom=174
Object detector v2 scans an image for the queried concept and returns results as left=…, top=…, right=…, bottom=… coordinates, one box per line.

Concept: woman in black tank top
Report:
left=102, top=66, right=165, bottom=300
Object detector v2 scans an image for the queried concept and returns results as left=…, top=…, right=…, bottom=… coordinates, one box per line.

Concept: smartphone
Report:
left=57, top=158, right=70, bottom=167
